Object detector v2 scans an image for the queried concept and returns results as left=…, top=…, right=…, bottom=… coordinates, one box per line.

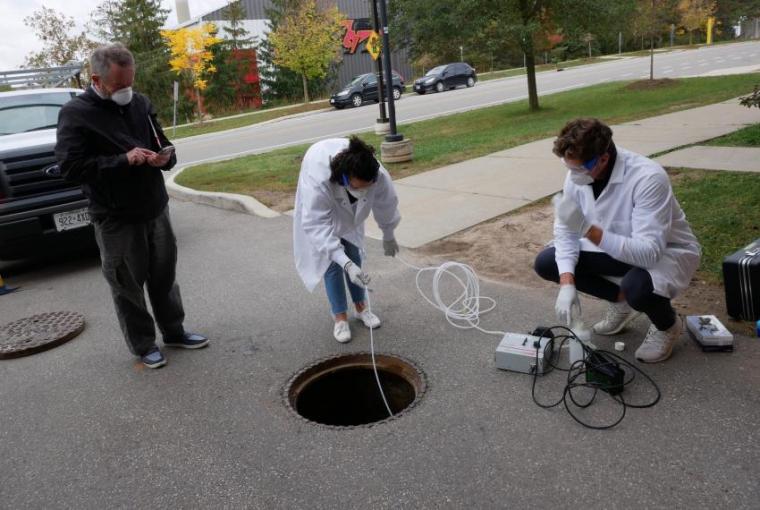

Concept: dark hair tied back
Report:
left=330, top=136, right=380, bottom=183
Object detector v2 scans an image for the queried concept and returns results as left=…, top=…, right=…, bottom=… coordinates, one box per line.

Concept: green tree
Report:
left=23, top=6, right=96, bottom=68
left=269, top=0, right=344, bottom=103
left=222, top=0, right=256, bottom=50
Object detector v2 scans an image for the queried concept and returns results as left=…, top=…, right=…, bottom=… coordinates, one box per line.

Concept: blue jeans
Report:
left=324, top=239, right=366, bottom=315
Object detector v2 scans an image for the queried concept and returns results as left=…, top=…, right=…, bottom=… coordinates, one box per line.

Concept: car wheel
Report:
left=351, top=93, right=363, bottom=107
left=392, top=87, right=402, bottom=100
left=435, top=81, right=444, bottom=93
left=466, top=77, right=475, bottom=87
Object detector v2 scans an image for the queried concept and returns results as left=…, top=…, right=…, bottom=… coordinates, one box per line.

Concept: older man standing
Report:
left=55, top=43, right=208, bottom=368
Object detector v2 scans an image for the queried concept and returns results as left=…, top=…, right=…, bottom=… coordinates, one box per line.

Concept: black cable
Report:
left=529, top=325, right=661, bottom=430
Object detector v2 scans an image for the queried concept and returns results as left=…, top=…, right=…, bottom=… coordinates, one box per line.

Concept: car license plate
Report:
left=53, top=208, right=91, bottom=232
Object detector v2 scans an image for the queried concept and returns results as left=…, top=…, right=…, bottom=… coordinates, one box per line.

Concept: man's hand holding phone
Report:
left=147, top=145, right=174, bottom=168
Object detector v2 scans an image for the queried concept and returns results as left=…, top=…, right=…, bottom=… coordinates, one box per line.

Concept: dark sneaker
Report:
left=164, top=332, right=209, bottom=349
left=141, top=347, right=167, bottom=369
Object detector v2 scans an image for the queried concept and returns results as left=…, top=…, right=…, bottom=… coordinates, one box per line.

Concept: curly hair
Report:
left=552, top=118, right=613, bottom=161
left=329, top=136, right=380, bottom=183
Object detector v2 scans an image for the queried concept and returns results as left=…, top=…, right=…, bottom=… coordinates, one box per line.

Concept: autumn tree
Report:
left=162, top=24, right=221, bottom=124
left=678, top=0, right=717, bottom=44
left=269, top=0, right=344, bottom=103
left=23, top=6, right=95, bottom=68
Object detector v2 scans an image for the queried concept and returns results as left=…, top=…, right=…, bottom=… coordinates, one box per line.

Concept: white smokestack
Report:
left=176, top=0, right=191, bottom=24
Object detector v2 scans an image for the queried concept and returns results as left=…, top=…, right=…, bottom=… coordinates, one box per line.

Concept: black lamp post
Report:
left=370, top=0, right=388, bottom=125
left=376, top=0, right=403, bottom=142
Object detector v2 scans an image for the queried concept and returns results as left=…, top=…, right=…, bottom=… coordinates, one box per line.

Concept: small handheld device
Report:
left=686, top=315, right=733, bottom=352
left=158, top=145, right=175, bottom=156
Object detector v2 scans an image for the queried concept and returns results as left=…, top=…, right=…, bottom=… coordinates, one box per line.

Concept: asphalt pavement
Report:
left=172, top=41, right=760, bottom=167
left=1, top=200, right=759, bottom=508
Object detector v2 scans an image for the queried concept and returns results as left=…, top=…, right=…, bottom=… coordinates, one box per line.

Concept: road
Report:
left=174, top=41, right=760, bottom=166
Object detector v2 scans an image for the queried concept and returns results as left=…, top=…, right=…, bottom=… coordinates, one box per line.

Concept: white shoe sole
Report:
left=334, top=335, right=352, bottom=344
left=593, top=311, right=642, bottom=336
left=635, top=344, right=673, bottom=363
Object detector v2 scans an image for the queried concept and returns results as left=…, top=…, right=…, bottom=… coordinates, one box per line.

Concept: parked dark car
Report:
left=329, top=72, right=405, bottom=109
left=413, top=63, right=477, bottom=94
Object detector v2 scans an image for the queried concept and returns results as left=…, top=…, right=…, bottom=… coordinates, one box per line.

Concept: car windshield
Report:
left=348, top=74, right=370, bottom=87
left=426, top=66, right=446, bottom=76
left=0, top=92, right=74, bottom=136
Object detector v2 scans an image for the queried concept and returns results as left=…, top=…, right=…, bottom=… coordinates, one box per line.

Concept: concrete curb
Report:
left=166, top=166, right=281, bottom=219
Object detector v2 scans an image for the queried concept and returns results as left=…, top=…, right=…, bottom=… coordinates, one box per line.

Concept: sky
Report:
left=0, top=0, right=231, bottom=71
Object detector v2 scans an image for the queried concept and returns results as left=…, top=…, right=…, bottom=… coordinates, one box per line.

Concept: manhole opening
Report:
left=286, top=353, right=426, bottom=427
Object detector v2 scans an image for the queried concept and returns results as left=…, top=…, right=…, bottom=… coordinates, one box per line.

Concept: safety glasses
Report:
left=562, top=155, right=598, bottom=173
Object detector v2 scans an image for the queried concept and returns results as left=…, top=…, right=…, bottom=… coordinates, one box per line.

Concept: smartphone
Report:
left=158, top=146, right=175, bottom=156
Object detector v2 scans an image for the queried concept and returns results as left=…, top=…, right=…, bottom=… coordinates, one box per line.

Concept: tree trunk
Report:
left=301, top=73, right=310, bottom=103
left=195, top=87, right=203, bottom=125
left=525, top=47, right=539, bottom=111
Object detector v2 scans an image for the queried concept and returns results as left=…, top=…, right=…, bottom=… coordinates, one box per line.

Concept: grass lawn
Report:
left=177, top=74, right=760, bottom=208
left=706, top=123, right=760, bottom=147
left=172, top=101, right=330, bottom=139
left=670, top=168, right=760, bottom=283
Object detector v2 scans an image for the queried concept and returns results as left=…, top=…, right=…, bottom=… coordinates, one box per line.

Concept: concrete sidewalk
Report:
left=366, top=98, right=759, bottom=248
left=656, top=145, right=760, bottom=172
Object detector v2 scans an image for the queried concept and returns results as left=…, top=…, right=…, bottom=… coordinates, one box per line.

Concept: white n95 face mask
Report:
left=346, top=186, right=369, bottom=199
left=110, top=87, right=133, bottom=106
left=569, top=171, right=594, bottom=186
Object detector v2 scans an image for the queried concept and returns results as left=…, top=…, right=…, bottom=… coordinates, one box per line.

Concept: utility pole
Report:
left=460, top=45, right=464, bottom=62
left=618, top=32, right=622, bottom=54
left=370, top=0, right=388, bottom=134
left=376, top=0, right=412, bottom=162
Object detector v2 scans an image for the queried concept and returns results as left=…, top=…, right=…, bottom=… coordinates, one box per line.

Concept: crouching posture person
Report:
left=534, top=118, right=701, bottom=363
left=293, top=136, right=401, bottom=343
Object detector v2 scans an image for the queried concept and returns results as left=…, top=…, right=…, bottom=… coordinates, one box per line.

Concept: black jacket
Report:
left=55, top=87, right=177, bottom=222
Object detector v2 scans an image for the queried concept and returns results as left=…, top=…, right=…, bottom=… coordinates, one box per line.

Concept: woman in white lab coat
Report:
left=293, top=136, right=401, bottom=343
left=534, top=118, right=700, bottom=363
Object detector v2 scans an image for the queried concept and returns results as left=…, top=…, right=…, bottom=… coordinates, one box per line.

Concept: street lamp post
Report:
left=370, top=0, right=388, bottom=133
left=375, top=0, right=412, bottom=163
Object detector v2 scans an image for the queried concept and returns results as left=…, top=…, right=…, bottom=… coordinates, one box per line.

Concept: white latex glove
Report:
left=383, top=239, right=399, bottom=257
left=555, top=284, right=581, bottom=326
left=553, top=193, right=593, bottom=236
left=344, top=261, right=371, bottom=288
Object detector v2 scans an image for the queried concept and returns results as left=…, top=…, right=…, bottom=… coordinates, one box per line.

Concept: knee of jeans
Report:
left=534, top=249, right=558, bottom=282
left=621, top=270, right=651, bottom=310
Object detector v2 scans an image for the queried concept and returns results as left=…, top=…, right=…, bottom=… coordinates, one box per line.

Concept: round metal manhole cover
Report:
left=284, top=352, right=427, bottom=428
left=0, top=311, right=85, bottom=359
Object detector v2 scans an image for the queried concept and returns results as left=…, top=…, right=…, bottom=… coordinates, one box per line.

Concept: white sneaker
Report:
left=593, top=301, right=642, bottom=336
left=333, top=321, right=352, bottom=343
left=635, top=320, right=682, bottom=363
left=356, top=309, right=381, bottom=329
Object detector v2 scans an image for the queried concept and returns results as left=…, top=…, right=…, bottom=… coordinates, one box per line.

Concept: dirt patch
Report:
left=254, top=190, right=296, bottom=212
left=416, top=201, right=755, bottom=336
left=625, top=78, right=678, bottom=91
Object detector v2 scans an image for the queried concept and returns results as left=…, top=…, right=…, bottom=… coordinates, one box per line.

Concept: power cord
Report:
left=530, top=326, right=661, bottom=430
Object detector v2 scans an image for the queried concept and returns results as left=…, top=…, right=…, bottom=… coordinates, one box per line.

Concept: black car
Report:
left=329, top=72, right=405, bottom=109
left=413, top=63, right=477, bottom=94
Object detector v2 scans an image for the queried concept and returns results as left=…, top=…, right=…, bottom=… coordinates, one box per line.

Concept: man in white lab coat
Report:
left=534, top=118, right=701, bottom=363
left=293, top=136, right=401, bottom=343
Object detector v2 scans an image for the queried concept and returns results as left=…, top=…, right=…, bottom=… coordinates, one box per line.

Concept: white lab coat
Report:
left=554, top=147, right=701, bottom=299
left=293, top=138, right=401, bottom=292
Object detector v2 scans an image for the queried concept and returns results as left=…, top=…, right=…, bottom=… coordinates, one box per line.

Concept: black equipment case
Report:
left=723, top=238, right=760, bottom=321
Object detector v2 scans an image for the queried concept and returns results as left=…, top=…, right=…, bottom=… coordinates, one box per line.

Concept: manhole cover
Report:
left=285, top=352, right=426, bottom=428
left=0, top=311, right=85, bottom=359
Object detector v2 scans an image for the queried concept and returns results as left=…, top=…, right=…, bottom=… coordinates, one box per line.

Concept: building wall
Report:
left=197, top=0, right=413, bottom=89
